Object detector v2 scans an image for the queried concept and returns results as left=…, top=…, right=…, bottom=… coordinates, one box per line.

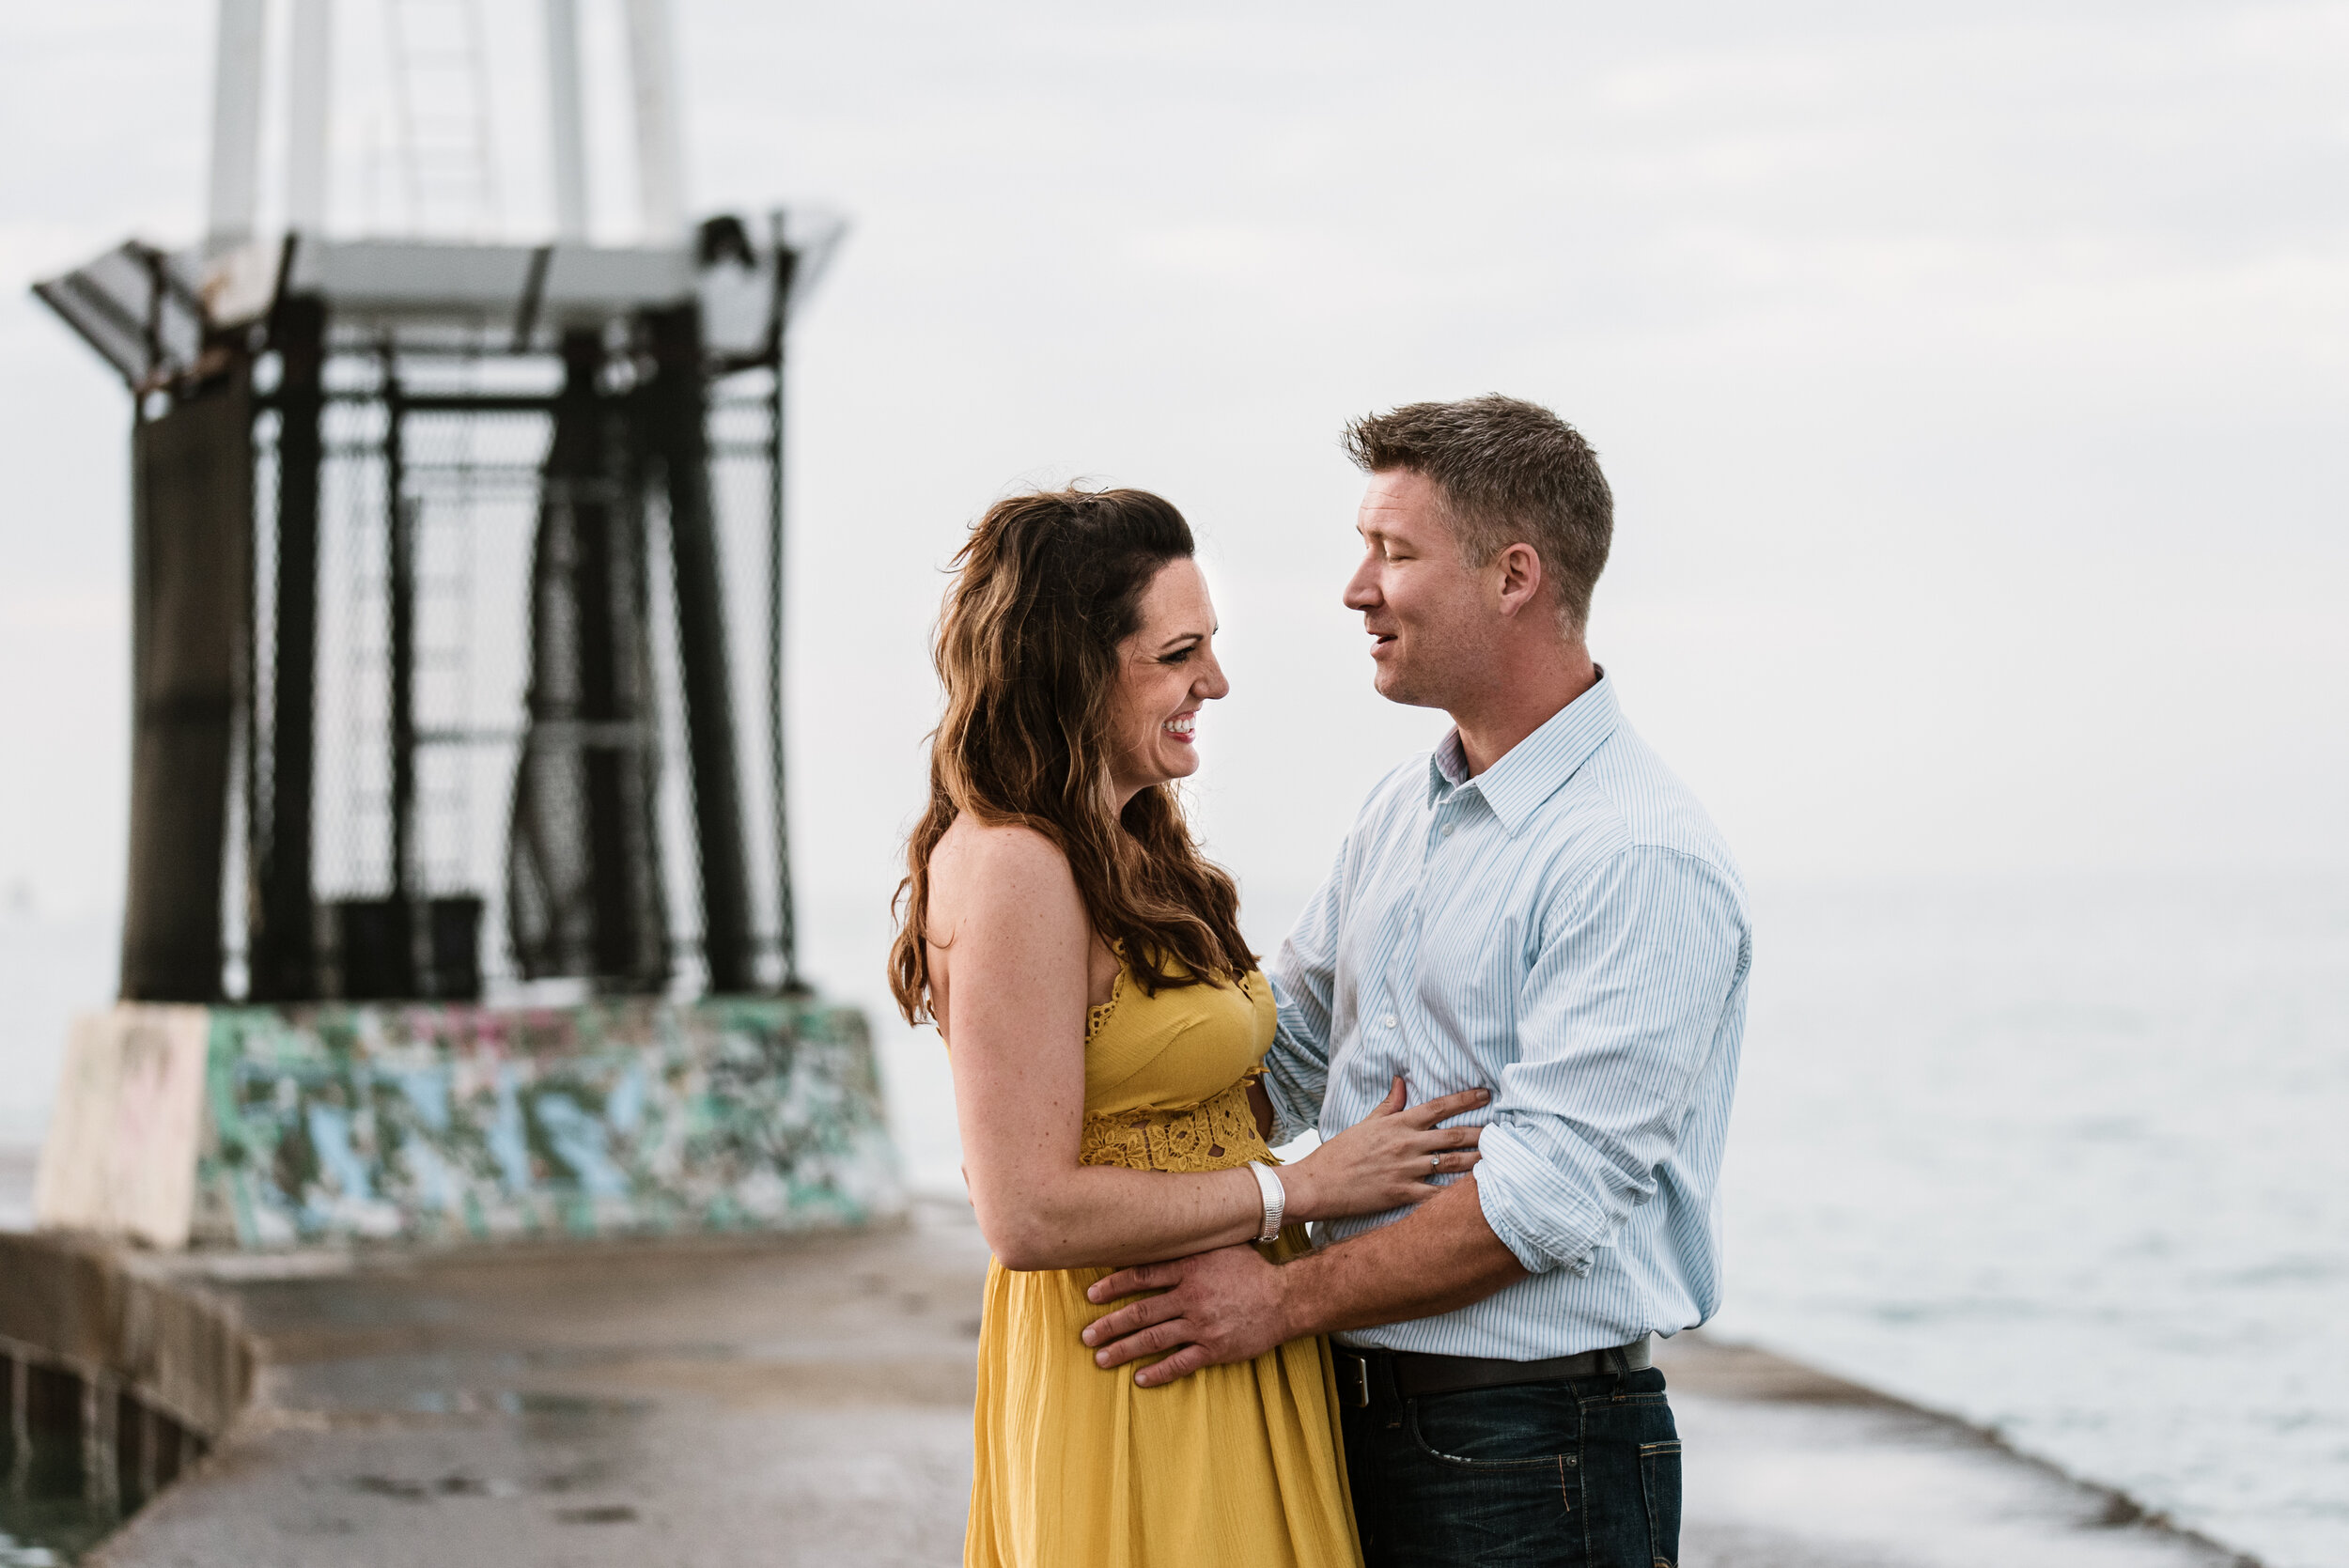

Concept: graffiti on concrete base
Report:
left=193, top=999, right=903, bottom=1247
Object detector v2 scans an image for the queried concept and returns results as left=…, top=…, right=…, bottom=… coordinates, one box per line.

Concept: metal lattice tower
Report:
left=35, top=0, right=843, bottom=1006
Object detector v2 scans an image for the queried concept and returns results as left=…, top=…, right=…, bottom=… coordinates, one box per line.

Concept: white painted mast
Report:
left=544, top=0, right=591, bottom=241
left=205, top=0, right=268, bottom=253
left=285, top=0, right=334, bottom=234
left=622, top=0, right=688, bottom=241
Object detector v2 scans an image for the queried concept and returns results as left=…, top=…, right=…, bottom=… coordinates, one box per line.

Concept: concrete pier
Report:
left=91, top=1212, right=986, bottom=1567
left=1661, top=1335, right=2254, bottom=1567
left=0, top=1166, right=2259, bottom=1566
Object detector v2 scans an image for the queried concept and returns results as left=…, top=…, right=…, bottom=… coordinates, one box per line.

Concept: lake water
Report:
left=1711, top=873, right=2349, bottom=1568
left=7, top=872, right=2343, bottom=1565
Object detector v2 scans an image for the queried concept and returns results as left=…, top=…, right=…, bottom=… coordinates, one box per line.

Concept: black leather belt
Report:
left=1331, top=1338, right=1652, bottom=1408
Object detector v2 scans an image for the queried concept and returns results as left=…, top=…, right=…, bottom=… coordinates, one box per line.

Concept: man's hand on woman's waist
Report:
left=1081, top=1177, right=1528, bottom=1388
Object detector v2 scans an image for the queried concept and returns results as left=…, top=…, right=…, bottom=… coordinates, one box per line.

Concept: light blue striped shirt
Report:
left=1262, top=672, right=1750, bottom=1359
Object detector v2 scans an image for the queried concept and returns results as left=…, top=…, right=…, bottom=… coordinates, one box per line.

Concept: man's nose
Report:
left=1343, top=565, right=1379, bottom=611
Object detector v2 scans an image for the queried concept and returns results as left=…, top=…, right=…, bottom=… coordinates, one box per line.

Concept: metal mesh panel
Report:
left=241, top=316, right=783, bottom=1001
left=407, top=400, right=549, bottom=992
left=506, top=353, right=669, bottom=990
left=234, top=404, right=283, bottom=998
left=316, top=359, right=389, bottom=917
left=709, top=369, right=790, bottom=991
left=634, top=480, right=702, bottom=998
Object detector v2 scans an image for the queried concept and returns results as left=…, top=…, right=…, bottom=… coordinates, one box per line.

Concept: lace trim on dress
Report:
left=1084, top=965, right=1127, bottom=1043
left=1078, top=1071, right=1272, bottom=1174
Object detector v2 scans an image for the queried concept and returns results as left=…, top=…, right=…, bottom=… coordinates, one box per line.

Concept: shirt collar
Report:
left=1426, top=669, right=1622, bottom=832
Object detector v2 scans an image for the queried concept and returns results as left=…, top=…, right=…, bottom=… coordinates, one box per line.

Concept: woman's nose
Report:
left=1197, top=655, right=1231, bottom=701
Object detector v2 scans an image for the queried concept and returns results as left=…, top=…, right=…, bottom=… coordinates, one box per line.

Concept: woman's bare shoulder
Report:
left=928, top=817, right=1079, bottom=911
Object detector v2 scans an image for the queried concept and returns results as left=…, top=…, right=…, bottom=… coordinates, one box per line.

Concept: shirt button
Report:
left=1441, top=823, right=1455, bottom=837
left=1383, top=1014, right=1398, bottom=1028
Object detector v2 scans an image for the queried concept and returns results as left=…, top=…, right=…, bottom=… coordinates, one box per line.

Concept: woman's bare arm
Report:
left=935, top=822, right=1267, bottom=1270
left=933, top=823, right=1489, bottom=1271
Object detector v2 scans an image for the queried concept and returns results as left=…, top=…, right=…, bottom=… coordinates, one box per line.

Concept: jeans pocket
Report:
left=1639, top=1439, right=1682, bottom=1567
left=1406, top=1385, right=1579, bottom=1470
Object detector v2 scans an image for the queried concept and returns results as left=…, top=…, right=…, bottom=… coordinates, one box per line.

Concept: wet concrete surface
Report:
left=93, top=1205, right=988, bottom=1568
left=10, top=1188, right=2250, bottom=1567
left=1660, top=1337, right=2252, bottom=1568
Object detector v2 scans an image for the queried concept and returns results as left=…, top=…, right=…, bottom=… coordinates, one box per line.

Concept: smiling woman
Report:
left=887, top=487, right=1485, bottom=1567
left=889, top=488, right=1252, bottom=1005
left=1104, top=554, right=1225, bottom=793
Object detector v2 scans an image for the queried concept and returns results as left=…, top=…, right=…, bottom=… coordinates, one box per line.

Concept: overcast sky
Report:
left=3, top=2, right=2345, bottom=1072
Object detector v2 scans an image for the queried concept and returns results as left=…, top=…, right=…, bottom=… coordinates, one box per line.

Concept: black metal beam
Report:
left=120, top=368, right=252, bottom=1001
left=382, top=343, right=419, bottom=998
left=765, top=229, right=801, bottom=990
left=560, top=334, right=642, bottom=985
left=642, top=303, right=755, bottom=994
left=325, top=392, right=560, bottom=414
left=248, top=294, right=323, bottom=1001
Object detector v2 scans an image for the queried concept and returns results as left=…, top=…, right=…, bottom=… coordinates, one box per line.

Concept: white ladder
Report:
left=382, top=0, right=502, bottom=238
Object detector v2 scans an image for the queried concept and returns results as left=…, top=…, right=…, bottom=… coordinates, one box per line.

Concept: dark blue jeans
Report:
left=1341, top=1366, right=1681, bottom=1567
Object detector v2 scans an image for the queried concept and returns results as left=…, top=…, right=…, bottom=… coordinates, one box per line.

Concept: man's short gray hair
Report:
left=1342, top=395, right=1613, bottom=633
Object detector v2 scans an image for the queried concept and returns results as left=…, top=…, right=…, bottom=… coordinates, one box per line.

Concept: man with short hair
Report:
left=1081, top=395, right=1751, bottom=1566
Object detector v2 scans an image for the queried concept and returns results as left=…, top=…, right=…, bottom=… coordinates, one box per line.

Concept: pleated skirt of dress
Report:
left=965, top=1227, right=1363, bottom=1568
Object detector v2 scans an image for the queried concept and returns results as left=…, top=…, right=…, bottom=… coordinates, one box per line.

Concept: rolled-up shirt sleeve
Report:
left=1261, top=846, right=1347, bottom=1148
left=1473, top=845, right=1749, bottom=1276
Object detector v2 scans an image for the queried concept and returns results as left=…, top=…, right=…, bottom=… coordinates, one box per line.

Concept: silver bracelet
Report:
left=1246, top=1161, right=1286, bottom=1244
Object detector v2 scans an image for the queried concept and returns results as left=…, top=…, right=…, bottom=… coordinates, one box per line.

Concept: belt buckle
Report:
left=1342, top=1350, right=1372, bottom=1408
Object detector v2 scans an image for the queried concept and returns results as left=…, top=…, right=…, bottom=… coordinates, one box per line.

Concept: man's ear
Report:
left=1493, top=543, right=1545, bottom=619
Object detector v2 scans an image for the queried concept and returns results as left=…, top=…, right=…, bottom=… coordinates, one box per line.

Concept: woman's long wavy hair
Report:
left=889, top=488, right=1254, bottom=1026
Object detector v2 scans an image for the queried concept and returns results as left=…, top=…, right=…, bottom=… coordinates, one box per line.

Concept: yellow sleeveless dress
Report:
left=964, top=964, right=1363, bottom=1568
